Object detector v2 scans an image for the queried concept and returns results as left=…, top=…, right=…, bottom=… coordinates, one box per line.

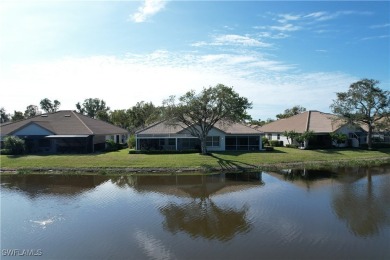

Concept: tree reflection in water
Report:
left=120, top=172, right=262, bottom=241
left=160, top=199, right=250, bottom=241
left=274, top=166, right=390, bottom=237
left=331, top=166, right=390, bottom=237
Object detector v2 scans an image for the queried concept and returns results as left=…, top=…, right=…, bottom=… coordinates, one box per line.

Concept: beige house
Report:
left=0, top=110, right=128, bottom=153
left=257, top=110, right=367, bottom=148
left=136, top=120, right=263, bottom=151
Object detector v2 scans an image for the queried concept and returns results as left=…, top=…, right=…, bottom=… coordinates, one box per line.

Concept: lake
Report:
left=1, top=166, right=389, bottom=259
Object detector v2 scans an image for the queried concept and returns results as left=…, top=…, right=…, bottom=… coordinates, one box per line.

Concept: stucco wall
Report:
left=13, top=123, right=53, bottom=136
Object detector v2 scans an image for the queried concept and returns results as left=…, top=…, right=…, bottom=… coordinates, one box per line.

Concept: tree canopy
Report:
left=40, top=98, right=61, bottom=113
left=276, top=105, right=306, bottom=119
left=76, top=98, right=110, bottom=119
left=1, top=107, right=10, bottom=124
left=24, top=105, right=40, bottom=118
left=163, top=84, right=252, bottom=154
left=11, top=111, right=25, bottom=121
left=330, top=79, right=390, bottom=149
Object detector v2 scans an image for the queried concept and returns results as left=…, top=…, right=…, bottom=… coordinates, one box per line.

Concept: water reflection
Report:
left=331, top=166, right=390, bottom=237
left=160, top=199, right=250, bottom=241
left=271, top=166, right=390, bottom=237
left=1, top=168, right=389, bottom=259
left=113, top=173, right=262, bottom=241
left=1, top=174, right=108, bottom=198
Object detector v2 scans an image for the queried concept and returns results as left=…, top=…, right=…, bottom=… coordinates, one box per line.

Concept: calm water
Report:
left=1, top=166, right=389, bottom=259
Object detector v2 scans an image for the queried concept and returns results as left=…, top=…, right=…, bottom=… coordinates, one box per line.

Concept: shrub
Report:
left=269, top=140, right=283, bottom=147
left=105, top=139, right=121, bottom=152
left=264, top=146, right=274, bottom=151
left=127, top=135, right=136, bottom=149
left=262, top=137, right=269, bottom=146
left=286, top=144, right=299, bottom=149
left=0, top=149, right=12, bottom=155
left=3, top=136, right=25, bottom=155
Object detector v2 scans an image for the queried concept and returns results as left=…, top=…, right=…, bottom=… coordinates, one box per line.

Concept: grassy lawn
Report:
left=1, top=147, right=390, bottom=171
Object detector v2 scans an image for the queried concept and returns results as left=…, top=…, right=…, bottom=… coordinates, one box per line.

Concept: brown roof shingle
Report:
left=258, top=111, right=345, bottom=133
left=1, top=110, right=128, bottom=136
left=137, top=120, right=262, bottom=135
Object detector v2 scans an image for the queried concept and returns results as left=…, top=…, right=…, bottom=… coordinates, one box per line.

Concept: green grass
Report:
left=1, top=147, right=390, bottom=172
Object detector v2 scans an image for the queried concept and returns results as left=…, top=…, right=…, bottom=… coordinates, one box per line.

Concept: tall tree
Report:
left=276, top=105, right=306, bottom=119
left=110, top=109, right=131, bottom=129
left=24, top=105, right=40, bottom=118
left=0, top=107, right=10, bottom=123
left=330, top=79, right=390, bottom=149
left=11, top=111, right=25, bottom=121
left=40, top=98, right=61, bottom=113
left=76, top=98, right=110, bottom=119
left=163, top=84, right=252, bottom=154
left=128, top=101, right=162, bottom=132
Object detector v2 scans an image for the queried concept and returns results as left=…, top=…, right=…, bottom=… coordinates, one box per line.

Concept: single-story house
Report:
left=256, top=110, right=367, bottom=148
left=135, top=120, right=263, bottom=151
left=0, top=110, right=129, bottom=153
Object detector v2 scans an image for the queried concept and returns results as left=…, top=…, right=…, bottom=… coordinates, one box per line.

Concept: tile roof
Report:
left=137, top=120, right=262, bottom=135
left=258, top=111, right=345, bottom=133
left=1, top=110, right=128, bottom=136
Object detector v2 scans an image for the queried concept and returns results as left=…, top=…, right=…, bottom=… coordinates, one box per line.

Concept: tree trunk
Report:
left=200, top=137, right=207, bottom=155
left=367, top=124, right=373, bottom=150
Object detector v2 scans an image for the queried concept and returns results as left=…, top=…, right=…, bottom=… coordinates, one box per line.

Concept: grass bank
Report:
left=1, top=147, right=390, bottom=174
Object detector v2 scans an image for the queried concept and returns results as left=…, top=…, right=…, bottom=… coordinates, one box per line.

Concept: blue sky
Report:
left=1, top=0, right=389, bottom=120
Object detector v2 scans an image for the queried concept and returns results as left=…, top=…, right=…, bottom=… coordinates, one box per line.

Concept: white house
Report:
left=257, top=111, right=367, bottom=148
left=135, top=120, right=263, bottom=151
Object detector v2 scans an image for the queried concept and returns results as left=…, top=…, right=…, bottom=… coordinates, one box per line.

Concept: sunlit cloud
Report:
left=130, top=0, right=167, bottom=23
left=360, top=35, right=390, bottom=41
left=192, top=34, right=271, bottom=47
left=369, top=23, right=390, bottom=29
left=0, top=50, right=356, bottom=119
left=270, top=23, right=301, bottom=32
left=277, top=13, right=302, bottom=23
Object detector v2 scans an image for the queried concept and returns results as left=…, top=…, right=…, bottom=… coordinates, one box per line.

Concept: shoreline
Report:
left=1, top=157, right=389, bottom=175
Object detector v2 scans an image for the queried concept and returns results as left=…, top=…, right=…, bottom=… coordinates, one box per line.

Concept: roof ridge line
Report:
left=71, top=111, right=94, bottom=134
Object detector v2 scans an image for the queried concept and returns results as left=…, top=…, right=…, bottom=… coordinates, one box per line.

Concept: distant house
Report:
left=135, top=121, right=263, bottom=151
left=0, top=110, right=128, bottom=153
left=257, top=110, right=367, bottom=148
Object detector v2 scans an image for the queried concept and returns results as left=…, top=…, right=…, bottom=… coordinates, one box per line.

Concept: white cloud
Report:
left=130, top=0, right=167, bottom=23
left=192, top=34, right=271, bottom=47
left=0, top=51, right=356, bottom=119
left=370, top=23, right=390, bottom=29
left=270, top=23, right=301, bottom=32
left=277, top=13, right=302, bottom=23
left=361, top=35, right=390, bottom=41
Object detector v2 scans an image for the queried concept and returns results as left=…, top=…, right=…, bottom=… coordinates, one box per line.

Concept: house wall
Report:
left=136, top=127, right=261, bottom=151
left=265, top=133, right=289, bottom=146
left=13, top=124, right=53, bottom=136
left=205, top=128, right=226, bottom=152
left=105, top=134, right=128, bottom=144
left=335, top=125, right=367, bottom=148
